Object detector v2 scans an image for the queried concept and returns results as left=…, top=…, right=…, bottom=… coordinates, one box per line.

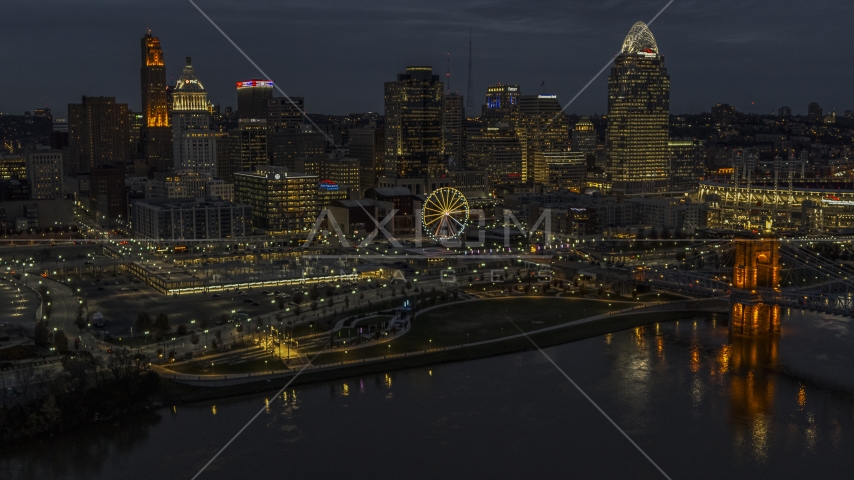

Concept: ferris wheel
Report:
left=422, top=187, right=470, bottom=241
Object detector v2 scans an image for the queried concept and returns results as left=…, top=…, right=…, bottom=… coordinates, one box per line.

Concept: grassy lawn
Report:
left=313, top=297, right=632, bottom=365
left=167, top=356, right=286, bottom=375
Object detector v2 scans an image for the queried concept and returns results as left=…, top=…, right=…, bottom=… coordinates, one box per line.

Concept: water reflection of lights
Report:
left=689, top=345, right=701, bottom=373
left=342, top=383, right=349, bottom=396
left=805, top=413, right=818, bottom=451
left=384, top=374, right=392, bottom=388
left=212, top=405, right=217, bottom=415
left=750, top=416, right=771, bottom=463
left=797, top=385, right=806, bottom=410
left=717, top=345, right=731, bottom=374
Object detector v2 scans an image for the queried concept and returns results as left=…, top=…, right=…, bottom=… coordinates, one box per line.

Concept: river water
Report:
left=3, top=309, right=854, bottom=480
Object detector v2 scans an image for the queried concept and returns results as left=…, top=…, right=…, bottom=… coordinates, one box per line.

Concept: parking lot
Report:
left=71, top=271, right=391, bottom=337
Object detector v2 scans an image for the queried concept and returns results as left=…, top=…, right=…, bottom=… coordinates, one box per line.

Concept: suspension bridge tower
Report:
left=730, top=238, right=782, bottom=335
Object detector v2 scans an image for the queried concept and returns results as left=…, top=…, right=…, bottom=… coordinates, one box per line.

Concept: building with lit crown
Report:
left=606, top=22, right=670, bottom=194
left=140, top=32, right=173, bottom=174
left=237, top=80, right=274, bottom=120
left=171, top=57, right=220, bottom=174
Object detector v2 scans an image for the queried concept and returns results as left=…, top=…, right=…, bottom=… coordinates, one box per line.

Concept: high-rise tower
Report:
left=606, top=22, right=670, bottom=194
left=237, top=80, right=274, bottom=120
left=384, top=66, right=445, bottom=178
left=172, top=57, right=221, bottom=174
left=141, top=31, right=173, bottom=174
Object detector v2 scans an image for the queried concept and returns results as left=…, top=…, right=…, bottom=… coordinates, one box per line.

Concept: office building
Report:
left=90, top=164, right=127, bottom=224
left=132, top=198, right=250, bottom=241
left=217, top=119, right=268, bottom=180
left=267, top=97, right=304, bottom=133
left=444, top=93, right=466, bottom=166
left=518, top=94, right=569, bottom=183
left=669, top=139, right=706, bottom=191
left=349, top=127, right=385, bottom=191
left=465, top=126, right=523, bottom=186
left=171, top=57, right=220, bottom=174
left=268, top=126, right=326, bottom=171
left=711, top=103, right=735, bottom=127
left=572, top=117, right=597, bottom=158
left=482, top=84, right=521, bottom=128
left=606, top=22, right=671, bottom=194
left=26, top=150, right=63, bottom=199
left=233, top=166, right=318, bottom=235
left=0, top=154, right=27, bottom=180
left=384, top=66, right=445, bottom=178
left=542, top=151, right=586, bottom=191
left=140, top=32, right=173, bottom=173
left=237, top=79, right=274, bottom=120
left=67, top=96, right=129, bottom=174
left=808, top=102, right=823, bottom=122
left=129, top=111, right=144, bottom=158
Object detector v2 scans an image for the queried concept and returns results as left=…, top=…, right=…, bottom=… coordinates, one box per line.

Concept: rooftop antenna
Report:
left=466, top=29, right=474, bottom=116
left=446, top=52, right=451, bottom=95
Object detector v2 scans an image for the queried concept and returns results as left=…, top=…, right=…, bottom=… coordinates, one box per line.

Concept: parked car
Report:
left=212, top=293, right=220, bottom=297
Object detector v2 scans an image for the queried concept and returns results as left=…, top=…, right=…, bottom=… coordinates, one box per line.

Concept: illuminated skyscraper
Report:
left=606, top=22, right=670, bottom=194
left=482, top=84, right=520, bottom=128
left=141, top=31, right=173, bottom=174
left=172, top=57, right=220, bottom=174
left=518, top=94, right=569, bottom=183
left=572, top=117, right=597, bottom=157
left=237, top=80, right=274, bottom=120
left=384, top=66, right=445, bottom=178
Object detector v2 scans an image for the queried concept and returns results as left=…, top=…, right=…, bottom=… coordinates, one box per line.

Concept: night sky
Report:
left=1, top=0, right=850, bottom=118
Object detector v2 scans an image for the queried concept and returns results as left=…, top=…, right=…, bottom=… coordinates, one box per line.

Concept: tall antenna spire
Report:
left=446, top=52, right=451, bottom=95
left=466, top=29, right=474, bottom=116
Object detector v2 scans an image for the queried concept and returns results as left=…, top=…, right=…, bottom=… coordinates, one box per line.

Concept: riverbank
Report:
left=153, top=303, right=716, bottom=405
left=1, top=297, right=723, bottom=445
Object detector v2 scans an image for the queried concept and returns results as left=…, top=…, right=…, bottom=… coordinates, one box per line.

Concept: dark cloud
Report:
left=0, top=0, right=849, bottom=117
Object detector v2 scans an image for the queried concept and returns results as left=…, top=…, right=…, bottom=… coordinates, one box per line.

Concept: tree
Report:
left=34, top=320, right=50, bottom=347
left=293, top=305, right=302, bottom=317
left=153, top=313, right=170, bottom=340
left=344, top=296, right=350, bottom=309
left=405, top=280, right=412, bottom=291
left=310, top=301, right=318, bottom=312
left=308, top=285, right=319, bottom=300
left=176, top=324, right=188, bottom=336
left=328, top=297, right=335, bottom=308
left=293, top=291, right=304, bottom=304
left=325, top=285, right=335, bottom=298
left=190, top=332, right=200, bottom=351
left=54, top=329, right=69, bottom=352
left=278, top=297, right=286, bottom=310
left=136, top=313, right=152, bottom=334
left=523, top=284, right=531, bottom=296
left=74, top=305, right=87, bottom=332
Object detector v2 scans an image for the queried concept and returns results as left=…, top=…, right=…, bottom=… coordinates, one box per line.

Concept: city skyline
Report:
left=2, top=0, right=852, bottom=117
